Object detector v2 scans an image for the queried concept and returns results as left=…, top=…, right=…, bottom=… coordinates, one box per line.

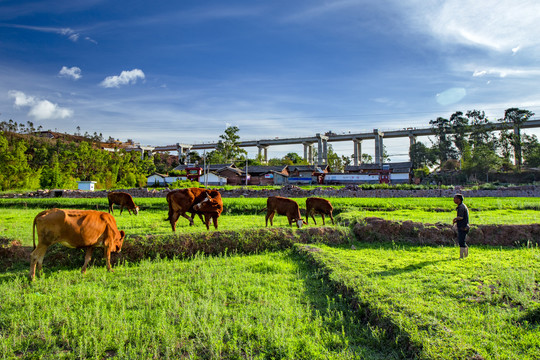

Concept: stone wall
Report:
left=3, top=184, right=539, bottom=199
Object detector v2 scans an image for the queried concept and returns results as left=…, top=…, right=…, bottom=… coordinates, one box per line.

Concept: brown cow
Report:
left=29, top=209, right=126, bottom=280
left=262, top=196, right=306, bottom=228
left=108, top=192, right=139, bottom=215
left=306, top=197, right=334, bottom=225
left=166, top=188, right=221, bottom=231
left=192, top=190, right=223, bottom=230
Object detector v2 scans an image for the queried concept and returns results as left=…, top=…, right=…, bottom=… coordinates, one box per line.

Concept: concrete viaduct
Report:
left=129, top=119, right=540, bottom=166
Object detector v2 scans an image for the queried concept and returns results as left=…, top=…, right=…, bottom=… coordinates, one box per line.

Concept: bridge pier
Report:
left=176, top=143, right=193, bottom=163
left=257, top=144, right=269, bottom=163
left=303, top=142, right=315, bottom=165
left=353, top=138, right=362, bottom=166
left=374, top=129, right=384, bottom=165
left=316, top=134, right=329, bottom=165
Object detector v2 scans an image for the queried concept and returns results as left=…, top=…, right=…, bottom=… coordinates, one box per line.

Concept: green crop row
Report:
left=1, top=196, right=539, bottom=212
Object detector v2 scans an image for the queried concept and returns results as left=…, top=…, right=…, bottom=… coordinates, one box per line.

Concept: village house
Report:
left=288, top=165, right=329, bottom=184
left=240, top=165, right=289, bottom=185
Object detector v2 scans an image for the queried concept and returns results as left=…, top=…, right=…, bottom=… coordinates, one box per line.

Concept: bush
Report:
left=169, top=179, right=204, bottom=189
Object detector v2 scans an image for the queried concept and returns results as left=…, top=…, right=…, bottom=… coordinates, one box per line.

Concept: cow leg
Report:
left=329, top=213, right=335, bottom=225
left=29, top=244, right=48, bottom=280
left=212, top=214, right=219, bottom=229
left=181, top=213, right=194, bottom=226
left=204, top=214, right=211, bottom=230
left=266, top=211, right=275, bottom=227
left=103, top=248, right=113, bottom=272
left=81, top=247, right=94, bottom=274
left=321, top=214, right=326, bottom=225
left=170, top=211, right=180, bottom=232
left=108, top=202, right=114, bottom=214
left=310, top=212, right=317, bottom=225
left=119, top=205, right=124, bottom=215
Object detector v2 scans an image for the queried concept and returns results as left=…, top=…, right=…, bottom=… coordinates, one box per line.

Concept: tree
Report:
left=214, top=126, right=247, bottom=163
left=461, top=142, right=501, bottom=181
left=361, top=153, right=373, bottom=164
left=449, top=111, right=469, bottom=157
left=409, top=142, right=436, bottom=168
left=429, top=116, right=456, bottom=165
left=522, top=134, right=540, bottom=168
left=283, top=152, right=305, bottom=164
left=0, top=132, right=40, bottom=190
left=326, top=145, right=345, bottom=172
left=466, top=110, right=494, bottom=148
left=503, top=107, right=534, bottom=169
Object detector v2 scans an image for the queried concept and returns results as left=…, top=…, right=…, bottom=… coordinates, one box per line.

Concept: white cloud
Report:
left=512, top=46, right=520, bottom=55
left=472, top=70, right=487, bottom=77
left=471, top=67, right=540, bottom=78
left=399, top=0, right=540, bottom=53
left=85, top=36, right=98, bottom=44
left=8, top=90, right=73, bottom=120
left=59, top=27, right=80, bottom=42
left=59, top=66, right=82, bottom=80
left=100, top=69, right=145, bottom=88
left=8, top=90, right=35, bottom=107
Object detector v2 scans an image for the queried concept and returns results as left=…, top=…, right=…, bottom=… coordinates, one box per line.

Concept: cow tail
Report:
left=258, top=207, right=267, bottom=214
left=32, top=215, right=37, bottom=250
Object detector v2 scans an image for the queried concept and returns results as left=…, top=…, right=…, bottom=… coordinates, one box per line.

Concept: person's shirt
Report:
left=456, top=202, right=469, bottom=229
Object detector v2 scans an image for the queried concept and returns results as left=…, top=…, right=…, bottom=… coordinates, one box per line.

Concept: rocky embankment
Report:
left=353, top=217, right=540, bottom=247
left=3, top=184, right=539, bottom=199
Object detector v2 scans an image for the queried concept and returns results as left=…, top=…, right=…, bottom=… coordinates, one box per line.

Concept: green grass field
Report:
left=297, top=242, right=540, bottom=360
left=0, top=251, right=403, bottom=360
left=0, top=196, right=539, bottom=359
left=1, top=197, right=538, bottom=246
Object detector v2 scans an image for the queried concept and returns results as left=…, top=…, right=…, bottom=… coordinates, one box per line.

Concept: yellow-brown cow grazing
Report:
left=306, top=197, right=335, bottom=225
left=29, top=209, right=126, bottom=281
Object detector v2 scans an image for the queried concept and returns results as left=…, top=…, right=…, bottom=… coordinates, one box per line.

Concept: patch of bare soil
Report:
left=353, top=217, right=540, bottom=246
left=0, top=238, right=32, bottom=269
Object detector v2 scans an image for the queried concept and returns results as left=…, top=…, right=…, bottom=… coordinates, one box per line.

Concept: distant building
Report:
left=288, top=165, right=329, bottom=184
left=240, top=165, right=289, bottom=185
left=77, top=181, right=96, bottom=191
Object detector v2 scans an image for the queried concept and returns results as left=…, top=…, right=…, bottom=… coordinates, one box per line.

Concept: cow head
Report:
left=134, top=206, right=140, bottom=215
left=115, top=230, right=126, bottom=252
left=296, top=219, right=307, bottom=228
left=194, top=194, right=221, bottom=212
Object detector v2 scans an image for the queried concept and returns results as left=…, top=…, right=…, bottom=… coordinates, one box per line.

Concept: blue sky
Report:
left=1, top=0, right=540, bottom=161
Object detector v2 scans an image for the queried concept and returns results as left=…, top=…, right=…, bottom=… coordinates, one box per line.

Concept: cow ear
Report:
left=120, top=230, right=126, bottom=239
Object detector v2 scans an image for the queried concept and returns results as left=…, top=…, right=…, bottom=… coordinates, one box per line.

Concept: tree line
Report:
left=1, top=108, right=539, bottom=191
left=0, top=128, right=155, bottom=191
left=410, top=108, right=540, bottom=180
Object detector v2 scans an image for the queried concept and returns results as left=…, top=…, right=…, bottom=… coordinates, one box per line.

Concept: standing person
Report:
left=452, top=194, right=469, bottom=259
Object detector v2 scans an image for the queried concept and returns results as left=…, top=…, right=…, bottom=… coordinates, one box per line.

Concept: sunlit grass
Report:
left=298, top=243, right=540, bottom=360
left=0, top=251, right=401, bottom=360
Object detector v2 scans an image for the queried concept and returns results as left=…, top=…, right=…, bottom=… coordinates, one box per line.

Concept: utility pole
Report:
left=203, top=150, right=208, bottom=188
left=245, top=157, right=248, bottom=186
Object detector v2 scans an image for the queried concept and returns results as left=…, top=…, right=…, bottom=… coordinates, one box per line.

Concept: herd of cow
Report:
left=28, top=188, right=334, bottom=280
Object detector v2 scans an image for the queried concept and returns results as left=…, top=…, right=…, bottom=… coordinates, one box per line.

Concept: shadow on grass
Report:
left=288, top=251, right=408, bottom=360
left=369, top=258, right=454, bottom=277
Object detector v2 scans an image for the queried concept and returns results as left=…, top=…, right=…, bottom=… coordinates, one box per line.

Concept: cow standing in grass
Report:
left=192, top=190, right=224, bottom=230
left=166, top=188, right=222, bottom=231
left=108, top=192, right=139, bottom=215
left=29, top=209, right=126, bottom=280
left=306, top=197, right=334, bottom=225
left=262, top=196, right=306, bottom=228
